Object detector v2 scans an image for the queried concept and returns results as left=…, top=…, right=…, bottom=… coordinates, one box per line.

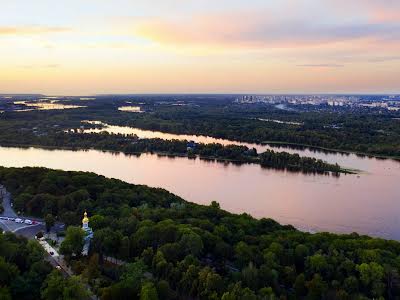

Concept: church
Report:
left=82, top=211, right=93, bottom=256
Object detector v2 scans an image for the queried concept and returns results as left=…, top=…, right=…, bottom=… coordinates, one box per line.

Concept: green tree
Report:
left=41, top=270, right=65, bottom=300
left=63, top=276, right=90, bottom=300
left=356, top=262, right=385, bottom=297
left=294, top=244, right=309, bottom=269
left=141, top=247, right=154, bottom=266
left=0, top=286, right=11, bottom=300
left=343, top=276, right=359, bottom=294
left=83, top=253, right=100, bottom=282
left=60, top=226, right=85, bottom=257
left=179, top=232, right=203, bottom=257
left=258, top=287, right=275, bottom=299
left=308, top=254, right=328, bottom=274
left=44, top=214, right=56, bottom=233
left=156, top=280, right=175, bottom=300
left=117, top=260, right=147, bottom=297
left=26, top=239, right=45, bottom=265
left=13, top=193, right=32, bottom=213
left=119, top=236, right=130, bottom=260
left=140, top=282, right=159, bottom=300
left=198, top=267, right=224, bottom=298
left=357, top=262, right=384, bottom=286
left=294, top=273, right=307, bottom=296
left=0, top=257, right=19, bottom=286
left=235, top=241, right=253, bottom=268
left=306, top=274, right=328, bottom=299
left=152, top=251, right=168, bottom=278
left=242, top=262, right=259, bottom=290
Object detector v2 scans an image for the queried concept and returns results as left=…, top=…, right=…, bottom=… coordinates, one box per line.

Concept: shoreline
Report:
left=87, top=121, right=400, bottom=161
left=0, top=142, right=352, bottom=174
left=262, top=140, right=400, bottom=161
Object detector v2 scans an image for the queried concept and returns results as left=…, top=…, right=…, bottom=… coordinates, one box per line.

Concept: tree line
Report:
left=1, top=167, right=399, bottom=299
left=0, top=123, right=346, bottom=174
left=105, top=103, right=400, bottom=158
left=0, top=228, right=90, bottom=299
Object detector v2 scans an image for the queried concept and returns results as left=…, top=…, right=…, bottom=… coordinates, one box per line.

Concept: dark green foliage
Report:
left=41, top=271, right=90, bottom=300
left=59, top=226, right=85, bottom=258
left=1, top=167, right=400, bottom=299
left=110, top=101, right=400, bottom=157
left=0, top=103, right=362, bottom=173
left=0, top=231, right=53, bottom=299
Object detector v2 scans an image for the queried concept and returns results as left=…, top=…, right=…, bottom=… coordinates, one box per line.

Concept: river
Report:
left=0, top=124, right=399, bottom=240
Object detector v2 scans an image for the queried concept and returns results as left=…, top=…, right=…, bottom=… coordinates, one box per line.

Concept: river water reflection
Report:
left=82, top=121, right=397, bottom=172
left=0, top=145, right=399, bottom=240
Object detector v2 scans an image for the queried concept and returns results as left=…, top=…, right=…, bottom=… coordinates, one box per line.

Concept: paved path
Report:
left=15, top=223, right=46, bottom=238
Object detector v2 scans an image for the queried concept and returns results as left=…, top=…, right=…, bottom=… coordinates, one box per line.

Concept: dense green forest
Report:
left=1, top=167, right=400, bottom=299
left=0, top=115, right=345, bottom=174
left=1, top=96, right=399, bottom=159
left=0, top=95, right=400, bottom=158
left=0, top=229, right=89, bottom=299
left=0, top=95, right=400, bottom=164
left=104, top=104, right=400, bottom=158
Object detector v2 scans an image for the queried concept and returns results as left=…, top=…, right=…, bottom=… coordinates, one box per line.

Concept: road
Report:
left=0, top=185, right=97, bottom=299
left=0, top=185, right=17, bottom=218
left=0, top=185, right=51, bottom=238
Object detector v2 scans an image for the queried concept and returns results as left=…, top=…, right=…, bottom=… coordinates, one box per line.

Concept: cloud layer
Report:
left=0, top=0, right=400, bottom=94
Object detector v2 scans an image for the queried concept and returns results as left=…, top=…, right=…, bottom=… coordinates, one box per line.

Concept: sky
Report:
left=1, top=0, right=400, bottom=95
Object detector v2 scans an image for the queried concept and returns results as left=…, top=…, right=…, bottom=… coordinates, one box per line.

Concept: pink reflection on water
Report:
left=0, top=146, right=399, bottom=240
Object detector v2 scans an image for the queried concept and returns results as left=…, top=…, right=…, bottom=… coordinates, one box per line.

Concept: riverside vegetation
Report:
left=0, top=113, right=345, bottom=174
left=1, top=95, right=400, bottom=158
left=0, top=167, right=399, bottom=299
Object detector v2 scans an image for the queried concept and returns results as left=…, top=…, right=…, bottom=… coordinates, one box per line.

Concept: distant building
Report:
left=187, top=141, right=197, bottom=151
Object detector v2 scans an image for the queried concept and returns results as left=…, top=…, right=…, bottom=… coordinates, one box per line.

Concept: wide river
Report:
left=1, top=123, right=399, bottom=240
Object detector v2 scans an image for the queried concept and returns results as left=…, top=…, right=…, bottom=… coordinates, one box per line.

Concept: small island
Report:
left=0, top=127, right=349, bottom=174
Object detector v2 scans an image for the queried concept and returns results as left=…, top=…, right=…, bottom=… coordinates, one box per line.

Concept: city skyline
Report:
left=1, top=0, right=400, bottom=95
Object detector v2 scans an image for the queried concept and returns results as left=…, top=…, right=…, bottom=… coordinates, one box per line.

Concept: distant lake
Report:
left=0, top=142, right=399, bottom=240
left=14, top=100, right=86, bottom=111
left=118, top=106, right=142, bottom=113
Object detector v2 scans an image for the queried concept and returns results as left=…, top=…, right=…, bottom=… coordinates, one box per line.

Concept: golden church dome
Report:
left=82, top=211, right=89, bottom=224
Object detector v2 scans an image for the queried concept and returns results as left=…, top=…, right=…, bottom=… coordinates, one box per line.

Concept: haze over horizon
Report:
left=2, top=0, right=400, bottom=95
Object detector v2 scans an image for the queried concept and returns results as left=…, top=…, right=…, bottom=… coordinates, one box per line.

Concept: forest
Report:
left=0, top=229, right=89, bottom=299
left=105, top=103, right=400, bottom=158
left=0, top=95, right=398, bottom=177
left=1, top=95, right=400, bottom=159
left=0, top=116, right=346, bottom=174
left=0, top=167, right=399, bottom=299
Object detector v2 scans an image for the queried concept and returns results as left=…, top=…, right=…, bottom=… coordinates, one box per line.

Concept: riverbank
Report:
left=262, top=141, right=400, bottom=161
left=0, top=144, right=398, bottom=240
left=82, top=120, right=400, bottom=162
left=0, top=166, right=399, bottom=299
left=0, top=136, right=352, bottom=174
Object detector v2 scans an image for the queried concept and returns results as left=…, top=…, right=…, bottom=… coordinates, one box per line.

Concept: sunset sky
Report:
left=1, top=0, right=400, bottom=95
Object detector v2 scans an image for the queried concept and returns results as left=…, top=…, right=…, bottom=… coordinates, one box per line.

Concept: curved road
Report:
left=0, top=185, right=96, bottom=298
left=0, top=185, right=45, bottom=237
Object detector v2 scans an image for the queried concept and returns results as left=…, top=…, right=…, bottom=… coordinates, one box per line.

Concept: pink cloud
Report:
left=134, top=11, right=400, bottom=50
left=328, top=0, right=400, bottom=23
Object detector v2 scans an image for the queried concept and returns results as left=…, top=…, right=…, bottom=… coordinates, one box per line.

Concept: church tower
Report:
left=82, top=211, right=90, bottom=230
left=81, top=211, right=93, bottom=256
